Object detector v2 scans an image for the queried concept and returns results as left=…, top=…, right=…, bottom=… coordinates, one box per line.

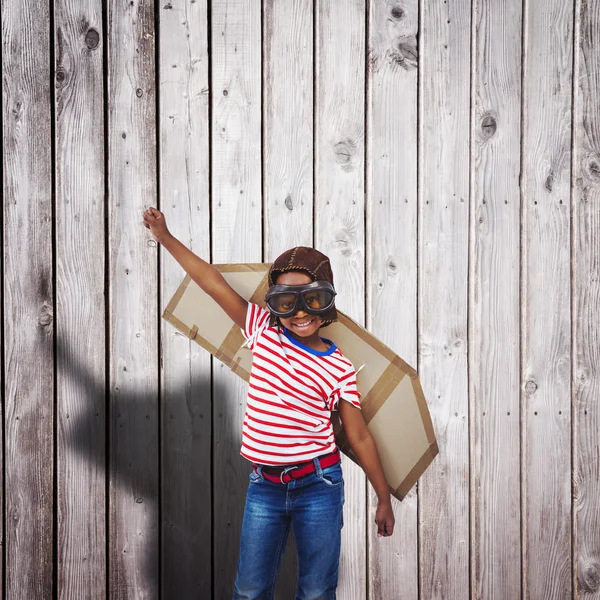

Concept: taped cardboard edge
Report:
left=413, top=379, right=436, bottom=444
left=216, top=270, right=271, bottom=372
left=332, top=421, right=435, bottom=503
left=337, top=314, right=418, bottom=380
left=163, top=274, right=192, bottom=319
left=360, top=363, right=406, bottom=425
left=395, top=441, right=439, bottom=500
left=162, top=312, right=253, bottom=382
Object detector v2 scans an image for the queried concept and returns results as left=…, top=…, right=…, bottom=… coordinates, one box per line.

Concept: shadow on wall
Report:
left=56, top=337, right=248, bottom=598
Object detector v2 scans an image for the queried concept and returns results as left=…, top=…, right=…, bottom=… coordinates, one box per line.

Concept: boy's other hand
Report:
left=143, top=207, right=171, bottom=244
left=375, top=499, right=395, bottom=537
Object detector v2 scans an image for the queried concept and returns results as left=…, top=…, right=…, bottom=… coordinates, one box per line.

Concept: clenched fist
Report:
left=143, top=207, right=171, bottom=244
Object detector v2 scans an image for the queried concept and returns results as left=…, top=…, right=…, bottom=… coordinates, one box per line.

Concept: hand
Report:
left=143, top=207, right=171, bottom=243
left=375, top=499, right=395, bottom=537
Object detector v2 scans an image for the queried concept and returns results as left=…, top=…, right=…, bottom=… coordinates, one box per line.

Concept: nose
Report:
left=294, top=308, right=308, bottom=318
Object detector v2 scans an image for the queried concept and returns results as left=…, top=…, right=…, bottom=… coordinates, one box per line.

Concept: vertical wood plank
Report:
left=315, top=1, right=366, bottom=598
left=522, top=1, right=574, bottom=598
left=211, top=0, right=262, bottom=596
left=263, top=1, right=314, bottom=597
left=158, top=0, right=212, bottom=600
left=418, top=1, right=471, bottom=598
left=54, top=0, right=106, bottom=598
left=366, top=0, right=418, bottom=597
left=573, top=0, right=600, bottom=597
left=470, top=0, right=523, bottom=598
left=107, top=1, right=158, bottom=597
left=264, top=0, right=313, bottom=253
left=2, top=0, right=54, bottom=597
left=158, top=0, right=211, bottom=597
left=367, top=0, right=419, bottom=598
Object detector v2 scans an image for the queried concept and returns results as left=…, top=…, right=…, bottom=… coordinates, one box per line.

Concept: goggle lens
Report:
left=302, top=290, right=334, bottom=310
left=269, top=293, right=297, bottom=313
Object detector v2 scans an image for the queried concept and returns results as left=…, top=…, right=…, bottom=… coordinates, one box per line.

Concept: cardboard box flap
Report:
left=163, top=263, right=438, bottom=501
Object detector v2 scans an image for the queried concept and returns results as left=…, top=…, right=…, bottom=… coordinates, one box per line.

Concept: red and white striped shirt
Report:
left=240, top=303, right=361, bottom=466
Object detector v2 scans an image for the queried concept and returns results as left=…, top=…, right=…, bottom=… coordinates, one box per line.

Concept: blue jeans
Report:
left=233, top=458, right=345, bottom=600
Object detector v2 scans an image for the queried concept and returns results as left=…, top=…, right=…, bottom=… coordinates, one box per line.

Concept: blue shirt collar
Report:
left=282, top=328, right=337, bottom=356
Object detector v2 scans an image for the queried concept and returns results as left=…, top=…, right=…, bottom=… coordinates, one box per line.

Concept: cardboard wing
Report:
left=162, top=264, right=438, bottom=501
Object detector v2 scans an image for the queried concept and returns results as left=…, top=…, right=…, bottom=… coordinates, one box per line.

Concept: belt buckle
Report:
left=280, top=465, right=298, bottom=484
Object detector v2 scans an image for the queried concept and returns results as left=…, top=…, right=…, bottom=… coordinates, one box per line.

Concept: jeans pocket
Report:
left=319, top=464, right=344, bottom=488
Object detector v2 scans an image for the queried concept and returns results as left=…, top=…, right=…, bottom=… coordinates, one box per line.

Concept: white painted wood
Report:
left=418, top=1, right=471, bottom=598
left=471, top=1, right=523, bottom=598
left=2, top=0, right=54, bottom=597
left=263, top=1, right=314, bottom=597
left=54, top=1, right=106, bottom=598
left=264, top=0, right=314, bottom=254
left=107, top=1, right=158, bottom=597
left=573, top=0, right=600, bottom=597
left=315, top=1, right=366, bottom=597
left=158, top=0, right=211, bottom=597
left=211, top=0, right=262, bottom=597
left=366, top=0, right=418, bottom=598
left=521, top=1, right=574, bottom=598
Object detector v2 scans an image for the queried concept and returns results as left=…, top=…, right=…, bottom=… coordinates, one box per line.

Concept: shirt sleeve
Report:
left=328, top=367, right=361, bottom=411
left=242, top=303, right=272, bottom=351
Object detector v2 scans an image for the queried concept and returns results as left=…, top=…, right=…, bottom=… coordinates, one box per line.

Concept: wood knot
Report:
left=524, top=380, right=537, bottom=395
left=390, top=5, right=404, bottom=19
left=579, top=560, right=600, bottom=593
left=333, top=139, right=356, bottom=171
left=588, top=159, right=600, bottom=181
left=56, top=68, right=67, bottom=87
left=334, top=230, right=353, bottom=256
left=136, top=88, right=143, bottom=98
left=481, top=114, right=497, bottom=139
left=386, top=257, right=397, bottom=274
left=284, top=196, right=293, bottom=211
left=12, top=100, right=23, bottom=119
left=388, top=36, right=418, bottom=71
left=545, top=171, right=554, bottom=192
left=84, top=28, right=100, bottom=50
left=38, top=304, right=53, bottom=328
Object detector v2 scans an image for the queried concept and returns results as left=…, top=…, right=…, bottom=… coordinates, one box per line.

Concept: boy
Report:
left=143, top=207, right=394, bottom=599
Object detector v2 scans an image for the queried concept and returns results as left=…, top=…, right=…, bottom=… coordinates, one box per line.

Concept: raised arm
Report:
left=143, top=207, right=248, bottom=329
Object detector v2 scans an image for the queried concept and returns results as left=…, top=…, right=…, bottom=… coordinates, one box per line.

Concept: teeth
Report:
left=294, top=320, right=313, bottom=328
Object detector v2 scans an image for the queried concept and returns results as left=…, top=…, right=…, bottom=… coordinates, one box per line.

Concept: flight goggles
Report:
left=265, top=281, right=337, bottom=318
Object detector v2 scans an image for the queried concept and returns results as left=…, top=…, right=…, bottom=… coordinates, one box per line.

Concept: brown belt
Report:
left=253, top=449, right=341, bottom=484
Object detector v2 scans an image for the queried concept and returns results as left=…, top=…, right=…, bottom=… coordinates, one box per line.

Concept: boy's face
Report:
left=274, top=271, right=323, bottom=338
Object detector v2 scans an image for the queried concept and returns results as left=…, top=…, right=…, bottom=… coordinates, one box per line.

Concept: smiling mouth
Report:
left=292, top=319, right=315, bottom=329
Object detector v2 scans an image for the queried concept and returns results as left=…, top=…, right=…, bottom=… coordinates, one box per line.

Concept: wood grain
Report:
left=263, top=1, right=314, bottom=597
left=158, top=0, right=211, bottom=597
left=54, top=0, right=107, bottom=598
left=107, top=0, right=158, bottom=597
left=3, top=1, right=600, bottom=598
left=264, top=0, right=314, bottom=255
left=418, top=1, right=471, bottom=598
left=2, top=0, right=54, bottom=597
left=366, top=0, right=419, bottom=597
left=211, top=0, right=263, bottom=597
left=522, top=0, right=574, bottom=598
left=315, top=1, right=366, bottom=597
left=471, top=1, right=523, bottom=598
left=573, top=0, right=600, bottom=597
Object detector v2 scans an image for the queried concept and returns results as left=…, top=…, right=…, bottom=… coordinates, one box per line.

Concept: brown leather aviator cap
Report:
left=267, top=246, right=338, bottom=327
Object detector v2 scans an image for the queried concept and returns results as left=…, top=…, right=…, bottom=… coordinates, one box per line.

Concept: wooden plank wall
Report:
left=2, top=1, right=600, bottom=599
